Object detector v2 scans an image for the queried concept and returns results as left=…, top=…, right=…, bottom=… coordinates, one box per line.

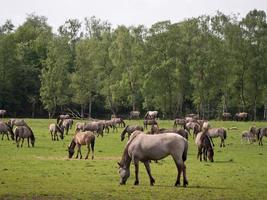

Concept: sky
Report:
left=1, top=0, right=267, bottom=31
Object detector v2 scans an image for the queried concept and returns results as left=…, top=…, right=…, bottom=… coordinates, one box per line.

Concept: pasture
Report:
left=0, top=119, right=267, bottom=200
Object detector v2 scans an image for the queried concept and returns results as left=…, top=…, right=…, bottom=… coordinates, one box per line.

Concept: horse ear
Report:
left=117, top=162, right=121, bottom=167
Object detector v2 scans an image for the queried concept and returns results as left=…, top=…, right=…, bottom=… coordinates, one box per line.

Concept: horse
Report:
left=257, top=128, right=267, bottom=146
left=144, top=119, right=158, bottom=129
left=14, top=126, right=35, bottom=148
left=104, top=120, right=117, bottom=132
left=149, top=125, right=189, bottom=140
left=83, top=121, right=104, bottom=137
left=186, top=113, right=199, bottom=119
left=222, top=112, right=232, bottom=121
left=207, top=128, right=227, bottom=147
left=61, top=119, right=72, bottom=135
left=144, top=111, right=158, bottom=119
left=49, top=123, right=64, bottom=141
left=195, top=131, right=214, bottom=162
left=57, top=114, right=70, bottom=124
left=75, top=122, right=85, bottom=132
left=120, top=125, right=144, bottom=141
left=234, top=112, right=248, bottom=121
left=112, top=118, right=126, bottom=128
left=7, top=119, right=27, bottom=129
left=0, top=110, right=6, bottom=118
left=241, top=131, right=256, bottom=144
left=0, top=121, right=14, bottom=140
left=185, top=117, right=197, bottom=123
left=118, top=131, right=188, bottom=187
left=185, top=122, right=200, bottom=138
left=68, top=131, right=95, bottom=159
left=130, top=111, right=140, bottom=119
left=173, top=118, right=186, bottom=128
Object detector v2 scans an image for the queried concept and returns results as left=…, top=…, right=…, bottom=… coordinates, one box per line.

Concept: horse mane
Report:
left=120, top=131, right=142, bottom=165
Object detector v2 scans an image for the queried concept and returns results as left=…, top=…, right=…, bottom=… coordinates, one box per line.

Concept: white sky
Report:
left=1, top=0, right=267, bottom=31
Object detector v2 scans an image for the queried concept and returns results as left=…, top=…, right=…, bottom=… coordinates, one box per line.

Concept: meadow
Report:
left=0, top=119, right=267, bottom=200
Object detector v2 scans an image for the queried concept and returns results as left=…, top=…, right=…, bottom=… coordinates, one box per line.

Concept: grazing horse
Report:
left=112, top=118, right=126, bottom=128
left=195, top=131, right=214, bottom=162
left=234, top=112, right=248, bottom=121
left=144, top=119, right=158, bottom=129
left=83, top=121, right=104, bottom=137
left=120, top=125, right=144, bottom=141
left=257, top=128, right=267, bottom=146
left=185, top=122, right=200, bottom=138
left=130, top=111, right=140, bottom=119
left=149, top=125, right=189, bottom=140
left=75, top=122, right=85, bottom=132
left=57, top=114, right=70, bottom=124
left=118, top=131, right=188, bottom=187
left=144, top=111, right=158, bottom=119
left=222, top=112, right=232, bottom=121
left=68, top=131, right=95, bottom=159
left=61, top=119, right=72, bottom=135
left=173, top=118, right=186, bottom=128
left=14, top=126, right=35, bottom=148
left=7, top=119, right=27, bottom=129
left=207, top=128, right=226, bottom=147
left=241, top=131, right=256, bottom=144
left=49, top=123, right=64, bottom=141
left=104, top=120, right=117, bottom=132
left=0, top=121, right=14, bottom=140
left=0, top=110, right=6, bottom=118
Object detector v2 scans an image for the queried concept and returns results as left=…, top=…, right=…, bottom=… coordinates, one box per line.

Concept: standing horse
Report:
left=112, top=118, right=126, bottom=128
left=195, top=131, right=214, bottom=162
left=120, top=125, right=144, bottom=141
left=144, top=111, right=158, bottom=119
left=241, top=131, right=256, bottom=144
left=144, top=119, right=158, bottom=129
left=234, top=112, right=248, bottom=121
left=173, top=118, right=186, bottom=128
left=8, top=119, right=27, bottom=129
left=0, top=121, right=14, bottom=140
left=149, top=125, right=189, bottom=140
left=130, top=111, right=140, bottom=119
left=222, top=112, right=232, bottom=121
left=257, top=128, right=267, bottom=146
left=75, top=122, right=85, bottom=132
left=83, top=121, right=104, bottom=137
left=49, top=123, right=64, bottom=141
left=207, top=128, right=227, bottom=147
left=68, top=131, right=95, bottom=159
left=118, top=131, right=188, bottom=187
left=14, top=126, right=35, bottom=148
left=57, top=114, right=70, bottom=124
left=185, top=122, right=200, bottom=138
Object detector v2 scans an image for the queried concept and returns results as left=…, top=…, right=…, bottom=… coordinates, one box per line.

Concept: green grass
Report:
left=1, top=119, right=267, bottom=199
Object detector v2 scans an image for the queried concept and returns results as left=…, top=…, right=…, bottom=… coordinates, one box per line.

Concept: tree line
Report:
left=0, top=10, right=267, bottom=120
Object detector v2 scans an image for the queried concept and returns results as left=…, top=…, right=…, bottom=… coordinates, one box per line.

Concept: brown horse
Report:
left=14, top=126, right=35, bottom=148
left=68, top=131, right=95, bottom=159
left=83, top=121, right=104, bottom=137
left=118, top=131, right=188, bottom=186
left=195, top=131, right=214, bottom=162
left=234, top=112, right=248, bottom=121
left=144, top=119, right=158, bottom=129
left=57, top=114, right=70, bottom=124
left=0, top=121, right=14, bottom=140
left=173, top=118, right=186, bottom=128
left=222, top=112, right=232, bottom=121
left=120, top=125, right=144, bottom=141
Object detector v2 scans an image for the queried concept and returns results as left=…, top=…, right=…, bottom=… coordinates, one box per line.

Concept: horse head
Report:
left=117, top=162, right=130, bottom=185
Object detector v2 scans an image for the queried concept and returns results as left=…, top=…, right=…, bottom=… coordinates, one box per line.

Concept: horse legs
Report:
left=17, top=138, right=21, bottom=148
left=173, top=158, right=182, bottom=186
left=85, top=144, right=90, bottom=159
left=182, top=163, right=188, bottom=187
left=143, top=161, right=155, bottom=186
left=27, top=138, right=30, bottom=147
left=50, top=131, right=53, bottom=141
left=197, top=147, right=202, bottom=162
left=77, top=144, right=82, bottom=159
left=21, top=138, right=24, bottom=147
left=134, top=161, right=139, bottom=185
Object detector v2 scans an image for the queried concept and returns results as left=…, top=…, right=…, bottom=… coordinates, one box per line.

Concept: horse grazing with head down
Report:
left=120, top=125, right=144, bottom=141
left=118, top=130, right=188, bottom=187
left=0, top=121, right=14, bottom=140
left=68, top=131, right=95, bottom=159
left=49, top=123, right=64, bottom=141
left=14, top=126, right=35, bottom=148
left=195, top=130, right=214, bottom=162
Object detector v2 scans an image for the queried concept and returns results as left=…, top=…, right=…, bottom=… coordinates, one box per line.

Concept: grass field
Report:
left=1, top=119, right=267, bottom=200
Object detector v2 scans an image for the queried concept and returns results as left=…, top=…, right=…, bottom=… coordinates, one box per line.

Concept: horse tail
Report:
left=223, top=129, right=227, bottom=139
left=257, top=128, right=261, bottom=141
left=25, top=124, right=34, bottom=136
left=182, top=140, right=188, bottom=162
left=91, top=137, right=95, bottom=159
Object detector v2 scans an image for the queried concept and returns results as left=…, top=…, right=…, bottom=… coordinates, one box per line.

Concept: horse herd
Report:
left=0, top=111, right=266, bottom=187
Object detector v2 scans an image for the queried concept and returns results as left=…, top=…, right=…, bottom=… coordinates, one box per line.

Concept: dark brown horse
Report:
left=14, top=126, right=35, bottom=148
left=195, top=131, right=214, bottom=162
left=68, top=131, right=95, bottom=159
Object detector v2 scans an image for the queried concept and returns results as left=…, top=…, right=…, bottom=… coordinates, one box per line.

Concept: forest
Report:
left=0, top=9, right=267, bottom=120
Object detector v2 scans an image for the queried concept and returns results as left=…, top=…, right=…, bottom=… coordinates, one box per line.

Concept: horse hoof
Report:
left=134, top=180, right=139, bottom=185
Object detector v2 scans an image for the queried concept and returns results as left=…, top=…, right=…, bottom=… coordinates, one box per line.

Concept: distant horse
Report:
left=118, top=131, right=188, bottom=186
left=14, top=126, right=35, bottom=148
left=207, top=128, right=227, bottom=147
left=185, top=122, right=200, bottom=138
left=68, top=131, right=95, bottom=159
left=149, top=125, right=189, bottom=140
left=185, top=117, right=197, bottom=123
left=61, top=119, right=73, bottom=135
left=104, top=120, right=117, bottom=132
left=7, top=119, right=27, bottom=129
left=0, top=110, right=6, bottom=118
left=195, top=131, right=214, bottom=162
left=257, top=128, right=267, bottom=146
left=0, top=121, right=14, bottom=140
left=186, top=113, right=199, bottom=119
left=75, top=122, right=85, bottom=132
left=173, top=118, right=186, bottom=128
left=144, top=111, right=158, bottom=119
left=49, top=123, right=64, bottom=141
left=129, top=111, right=140, bottom=119
left=112, top=118, right=126, bottom=128
left=83, top=121, right=104, bottom=137
left=144, top=119, right=158, bottom=129
left=234, top=112, right=248, bottom=121
left=120, top=125, right=144, bottom=141
left=241, top=131, right=256, bottom=144
left=222, top=112, right=232, bottom=121
left=57, top=114, right=70, bottom=124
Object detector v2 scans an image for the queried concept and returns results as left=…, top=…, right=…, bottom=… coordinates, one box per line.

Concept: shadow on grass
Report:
left=214, top=159, right=234, bottom=164
left=153, top=184, right=231, bottom=190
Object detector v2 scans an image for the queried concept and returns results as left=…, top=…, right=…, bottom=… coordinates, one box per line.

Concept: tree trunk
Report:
left=88, top=99, right=92, bottom=119
left=80, top=105, right=84, bottom=119
left=32, top=102, right=35, bottom=118
left=264, top=103, right=267, bottom=121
